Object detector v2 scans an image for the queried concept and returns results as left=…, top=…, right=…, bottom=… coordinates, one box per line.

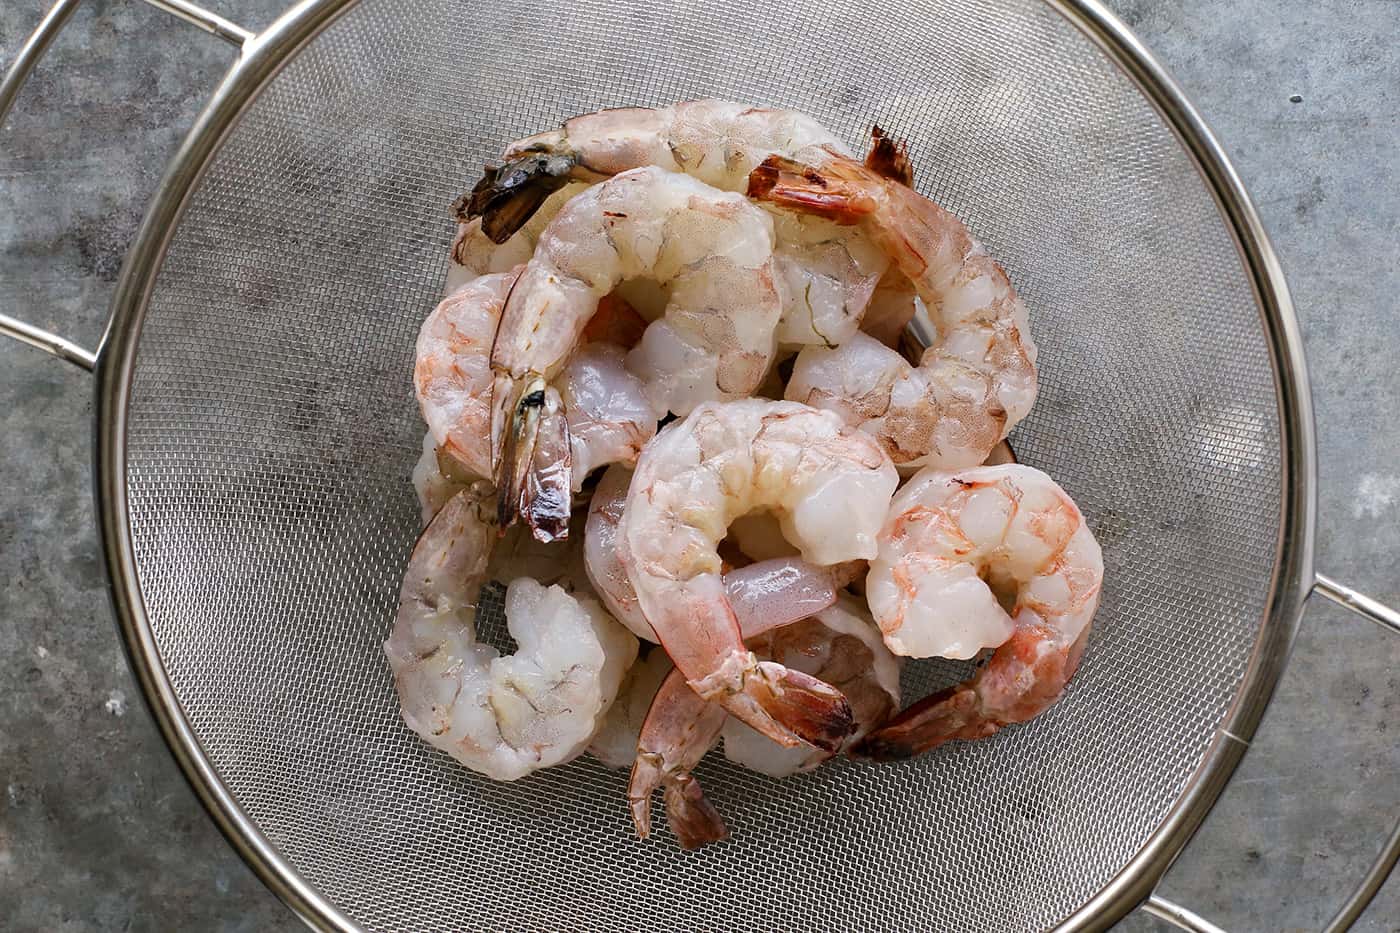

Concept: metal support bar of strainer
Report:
left=2, top=1, right=1397, bottom=930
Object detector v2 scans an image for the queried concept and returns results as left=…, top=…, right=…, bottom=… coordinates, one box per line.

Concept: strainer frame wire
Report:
left=88, top=0, right=1312, bottom=930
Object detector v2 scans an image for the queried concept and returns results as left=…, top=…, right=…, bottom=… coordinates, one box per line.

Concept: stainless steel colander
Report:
left=3, top=0, right=1398, bottom=930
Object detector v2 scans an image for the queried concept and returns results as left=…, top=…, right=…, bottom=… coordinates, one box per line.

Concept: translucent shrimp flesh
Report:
left=383, top=484, right=639, bottom=780
left=490, top=166, right=783, bottom=533
left=585, top=465, right=853, bottom=642
left=856, top=464, right=1103, bottom=759
left=618, top=399, right=897, bottom=751
left=749, top=130, right=1039, bottom=469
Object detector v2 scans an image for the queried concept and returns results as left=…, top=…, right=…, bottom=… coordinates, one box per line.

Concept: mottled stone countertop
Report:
left=1, top=1, right=1396, bottom=931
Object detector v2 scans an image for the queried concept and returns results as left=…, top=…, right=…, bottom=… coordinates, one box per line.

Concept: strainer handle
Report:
left=0, top=0, right=250, bottom=372
left=1311, top=574, right=1400, bottom=932
left=1145, top=575, right=1400, bottom=933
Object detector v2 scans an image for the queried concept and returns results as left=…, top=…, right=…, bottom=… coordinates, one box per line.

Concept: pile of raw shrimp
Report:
left=388, top=100, right=1104, bottom=850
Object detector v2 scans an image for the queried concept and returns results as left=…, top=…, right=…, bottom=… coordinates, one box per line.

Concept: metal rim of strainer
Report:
left=3, top=0, right=1333, bottom=929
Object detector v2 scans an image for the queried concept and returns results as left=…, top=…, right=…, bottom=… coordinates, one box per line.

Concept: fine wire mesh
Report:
left=121, top=0, right=1283, bottom=929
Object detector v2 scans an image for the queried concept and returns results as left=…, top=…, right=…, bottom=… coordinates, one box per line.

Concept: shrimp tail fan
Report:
left=747, top=662, right=856, bottom=754
left=746, top=155, right=879, bottom=224
left=863, top=125, right=915, bottom=187
left=456, top=152, right=576, bottom=243
left=663, top=776, right=730, bottom=850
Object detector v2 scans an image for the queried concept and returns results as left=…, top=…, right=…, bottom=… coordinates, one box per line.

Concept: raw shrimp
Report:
left=586, top=465, right=859, bottom=641
left=628, top=597, right=901, bottom=848
left=856, top=464, right=1103, bottom=760
left=410, top=433, right=475, bottom=524
left=750, top=130, right=1039, bottom=469
left=589, top=648, right=674, bottom=770
left=383, top=484, right=639, bottom=780
left=416, top=270, right=658, bottom=538
left=415, top=271, right=519, bottom=479
left=619, top=399, right=898, bottom=751
left=466, top=100, right=891, bottom=351
left=721, top=596, right=901, bottom=776
left=490, top=166, right=783, bottom=532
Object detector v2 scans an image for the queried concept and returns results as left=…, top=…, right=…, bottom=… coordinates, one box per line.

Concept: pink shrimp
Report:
left=855, top=464, right=1103, bottom=759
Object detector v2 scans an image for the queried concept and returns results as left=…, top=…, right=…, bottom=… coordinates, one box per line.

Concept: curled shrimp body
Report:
left=618, top=399, right=897, bottom=752
left=491, top=166, right=783, bottom=531
left=468, top=101, right=889, bottom=352
left=384, top=484, right=639, bottom=781
left=416, top=270, right=657, bottom=538
left=750, top=134, right=1039, bottom=470
left=585, top=465, right=854, bottom=642
left=856, top=464, right=1102, bottom=760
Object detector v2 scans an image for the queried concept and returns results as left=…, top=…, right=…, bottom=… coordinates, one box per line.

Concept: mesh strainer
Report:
left=3, top=0, right=1398, bottom=930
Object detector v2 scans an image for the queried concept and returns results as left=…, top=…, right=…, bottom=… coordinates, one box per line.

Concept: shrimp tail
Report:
left=493, top=376, right=573, bottom=541
left=663, top=776, right=730, bottom=850
left=853, top=624, right=1090, bottom=761
left=458, top=151, right=578, bottom=244
left=863, top=126, right=914, bottom=187
left=520, top=388, right=573, bottom=542
left=746, top=155, right=878, bottom=225
left=693, top=655, right=855, bottom=754
left=749, top=662, right=857, bottom=753
left=849, top=683, right=991, bottom=761
left=629, top=670, right=729, bottom=847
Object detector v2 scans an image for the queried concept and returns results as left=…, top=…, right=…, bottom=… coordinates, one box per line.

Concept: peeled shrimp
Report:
left=383, top=484, right=638, bottom=780
left=467, top=100, right=890, bottom=351
left=750, top=130, right=1038, bottom=469
left=411, top=433, right=474, bottom=524
left=586, top=465, right=853, bottom=642
left=490, top=166, right=783, bottom=531
left=618, top=399, right=897, bottom=751
left=416, top=269, right=658, bottom=538
left=856, top=464, right=1102, bottom=759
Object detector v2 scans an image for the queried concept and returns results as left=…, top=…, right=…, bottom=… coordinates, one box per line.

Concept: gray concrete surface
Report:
left=1, top=1, right=1395, bottom=930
